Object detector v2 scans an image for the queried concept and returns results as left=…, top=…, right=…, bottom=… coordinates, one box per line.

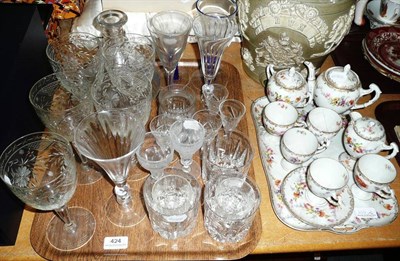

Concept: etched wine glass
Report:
left=0, top=132, right=96, bottom=251
left=147, top=10, right=193, bottom=85
left=192, top=4, right=238, bottom=99
left=169, top=118, right=205, bottom=179
left=74, top=110, right=146, bottom=227
left=29, top=72, right=103, bottom=185
left=136, top=132, right=174, bottom=180
left=219, top=99, right=246, bottom=136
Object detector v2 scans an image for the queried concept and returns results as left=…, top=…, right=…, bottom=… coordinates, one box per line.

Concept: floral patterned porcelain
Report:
left=281, top=166, right=354, bottom=228
left=252, top=96, right=399, bottom=233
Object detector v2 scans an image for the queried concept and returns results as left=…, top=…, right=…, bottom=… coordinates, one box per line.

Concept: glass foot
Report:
left=105, top=191, right=146, bottom=227
left=172, top=159, right=202, bottom=180
left=46, top=207, right=96, bottom=251
left=77, top=162, right=103, bottom=185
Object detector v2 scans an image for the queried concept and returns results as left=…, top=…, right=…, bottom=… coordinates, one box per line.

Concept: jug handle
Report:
left=352, top=83, right=382, bottom=110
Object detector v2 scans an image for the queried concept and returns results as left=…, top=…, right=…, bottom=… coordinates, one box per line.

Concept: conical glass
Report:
left=147, top=10, right=192, bottom=85
left=192, top=2, right=238, bottom=99
left=74, top=110, right=146, bottom=227
left=0, top=132, right=96, bottom=251
left=219, top=99, right=246, bottom=136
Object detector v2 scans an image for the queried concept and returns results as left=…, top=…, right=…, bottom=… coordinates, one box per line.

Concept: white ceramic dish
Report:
left=251, top=96, right=399, bottom=233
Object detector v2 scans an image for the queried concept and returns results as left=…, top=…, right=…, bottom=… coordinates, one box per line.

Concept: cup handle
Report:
left=327, top=194, right=341, bottom=207
left=376, top=186, right=395, bottom=199
left=294, top=119, right=307, bottom=128
left=382, top=142, right=399, bottom=159
left=351, top=83, right=382, bottom=111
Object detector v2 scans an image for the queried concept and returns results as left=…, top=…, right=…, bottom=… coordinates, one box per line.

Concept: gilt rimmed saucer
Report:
left=281, top=166, right=354, bottom=228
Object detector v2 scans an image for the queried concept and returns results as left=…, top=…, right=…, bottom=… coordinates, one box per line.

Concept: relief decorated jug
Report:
left=237, top=0, right=356, bottom=83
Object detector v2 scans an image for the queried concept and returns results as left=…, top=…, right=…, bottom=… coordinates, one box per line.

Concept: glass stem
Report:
left=181, top=158, right=193, bottom=173
left=114, top=182, right=132, bottom=206
left=166, top=68, right=176, bottom=86
left=54, top=205, right=77, bottom=234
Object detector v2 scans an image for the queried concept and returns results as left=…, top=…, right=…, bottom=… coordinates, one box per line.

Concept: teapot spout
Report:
left=304, top=61, right=316, bottom=105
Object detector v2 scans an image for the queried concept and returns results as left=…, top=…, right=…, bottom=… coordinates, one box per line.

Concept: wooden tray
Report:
left=30, top=60, right=262, bottom=260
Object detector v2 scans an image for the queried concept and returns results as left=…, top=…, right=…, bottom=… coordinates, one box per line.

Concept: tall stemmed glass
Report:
left=74, top=110, right=146, bottom=227
left=0, top=132, right=96, bottom=251
left=169, top=118, right=205, bottom=179
left=192, top=1, right=238, bottom=100
left=29, top=72, right=103, bottom=185
left=136, top=132, right=174, bottom=180
left=147, top=10, right=193, bottom=85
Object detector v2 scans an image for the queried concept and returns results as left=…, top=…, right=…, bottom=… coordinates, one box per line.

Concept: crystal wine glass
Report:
left=192, top=4, right=238, bottom=98
left=195, top=0, right=238, bottom=18
left=74, top=110, right=146, bottom=227
left=46, top=32, right=101, bottom=100
left=169, top=118, right=205, bottom=179
left=0, top=132, right=96, bottom=251
left=147, top=10, right=193, bottom=85
left=219, top=99, right=246, bottom=136
left=136, top=132, right=174, bottom=180
left=29, top=72, right=103, bottom=185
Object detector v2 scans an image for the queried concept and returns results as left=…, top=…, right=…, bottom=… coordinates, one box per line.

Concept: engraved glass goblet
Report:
left=169, top=118, right=205, bottom=179
left=0, top=132, right=96, bottom=251
left=29, top=72, right=103, bottom=185
left=74, top=110, right=146, bottom=227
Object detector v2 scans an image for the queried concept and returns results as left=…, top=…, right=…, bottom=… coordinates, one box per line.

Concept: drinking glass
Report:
left=46, top=32, right=100, bottom=100
left=147, top=10, right=193, bottom=85
left=169, top=118, right=205, bottom=179
left=192, top=109, right=222, bottom=181
left=91, top=67, right=152, bottom=126
left=204, top=172, right=260, bottom=243
left=158, top=84, right=197, bottom=120
left=143, top=167, right=201, bottom=239
left=29, top=72, right=103, bottom=185
left=202, top=83, right=229, bottom=111
left=192, top=6, right=238, bottom=98
left=0, top=132, right=96, bottom=251
left=219, top=99, right=246, bottom=136
left=195, top=0, right=238, bottom=18
left=74, top=110, right=146, bottom=227
left=136, top=132, right=174, bottom=180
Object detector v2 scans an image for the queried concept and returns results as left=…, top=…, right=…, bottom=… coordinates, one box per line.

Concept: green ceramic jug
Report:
left=237, top=0, right=356, bottom=83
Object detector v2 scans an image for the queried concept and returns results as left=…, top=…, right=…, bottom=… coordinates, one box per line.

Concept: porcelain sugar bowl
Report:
left=339, top=111, right=399, bottom=169
left=265, top=61, right=315, bottom=108
left=314, top=64, right=382, bottom=114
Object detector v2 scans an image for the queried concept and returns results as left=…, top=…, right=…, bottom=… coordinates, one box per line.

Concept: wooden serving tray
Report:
left=30, top=60, right=262, bottom=260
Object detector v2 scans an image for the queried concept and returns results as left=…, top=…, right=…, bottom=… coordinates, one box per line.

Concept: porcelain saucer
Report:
left=281, top=166, right=354, bottom=228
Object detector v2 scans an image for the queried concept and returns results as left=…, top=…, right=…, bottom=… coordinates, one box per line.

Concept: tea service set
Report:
left=253, top=61, right=400, bottom=232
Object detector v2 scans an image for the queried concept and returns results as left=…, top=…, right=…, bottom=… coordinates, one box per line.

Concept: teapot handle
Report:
left=352, top=83, right=382, bottom=110
left=266, top=64, right=275, bottom=80
left=382, top=142, right=399, bottom=159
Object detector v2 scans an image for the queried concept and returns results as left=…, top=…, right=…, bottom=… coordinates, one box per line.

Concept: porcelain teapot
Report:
left=265, top=61, right=315, bottom=108
left=313, top=64, right=382, bottom=114
left=343, top=112, right=399, bottom=159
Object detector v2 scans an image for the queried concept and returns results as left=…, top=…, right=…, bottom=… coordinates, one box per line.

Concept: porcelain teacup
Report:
left=380, top=0, right=400, bottom=23
left=353, top=153, right=397, bottom=200
left=262, top=101, right=305, bottom=136
left=280, top=127, right=326, bottom=171
left=306, top=158, right=349, bottom=206
left=306, top=107, right=343, bottom=146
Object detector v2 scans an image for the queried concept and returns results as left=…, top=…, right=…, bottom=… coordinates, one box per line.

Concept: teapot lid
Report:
left=275, top=67, right=306, bottom=90
left=325, top=65, right=360, bottom=90
left=354, top=117, right=386, bottom=141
